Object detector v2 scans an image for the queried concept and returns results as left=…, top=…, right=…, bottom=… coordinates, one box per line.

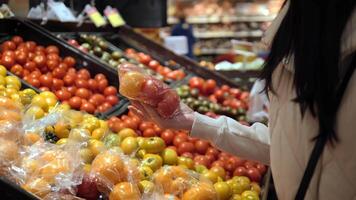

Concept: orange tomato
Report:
left=182, top=182, right=217, bottom=200
left=109, top=182, right=140, bottom=200
left=153, top=166, right=190, bottom=195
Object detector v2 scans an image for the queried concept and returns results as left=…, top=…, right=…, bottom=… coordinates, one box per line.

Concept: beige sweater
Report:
left=191, top=2, right=356, bottom=199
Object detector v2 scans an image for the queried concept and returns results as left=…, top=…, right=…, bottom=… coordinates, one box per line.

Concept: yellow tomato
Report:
left=56, top=138, right=68, bottom=145
left=26, top=106, right=45, bottom=119
left=89, top=139, right=106, bottom=156
left=91, top=128, right=106, bottom=140
left=119, top=71, right=145, bottom=98
left=31, top=95, right=48, bottom=110
left=5, top=76, right=21, bottom=90
left=40, top=91, right=57, bottom=100
left=0, top=65, right=6, bottom=76
left=0, top=76, right=5, bottom=86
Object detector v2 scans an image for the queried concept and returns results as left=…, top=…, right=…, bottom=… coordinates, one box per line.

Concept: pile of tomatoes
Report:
left=189, top=77, right=249, bottom=110
left=125, top=48, right=186, bottom=81
left=107, top=111, right=267, bottom=183
left=0, top=36, right=120, bottom=114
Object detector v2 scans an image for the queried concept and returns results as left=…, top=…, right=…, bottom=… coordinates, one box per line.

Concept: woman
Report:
left=130, top=0, right=356, bottom=199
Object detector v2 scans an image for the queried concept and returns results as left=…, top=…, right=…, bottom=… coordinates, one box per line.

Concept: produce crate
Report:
left=0, top=18, right=125, bottom=115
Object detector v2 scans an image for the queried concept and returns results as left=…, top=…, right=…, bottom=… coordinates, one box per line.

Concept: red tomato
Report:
left=97, top=79, right=108, bottom=92
left=10, top=64, right=23, bottom=77
left=139, top=122, right=153, bottom=132
left=67, top=86, right=77, bottom=96
left=80, top=102, right=95, bottom=114
left=195, top=140, right=210, bottom=154
left=88, top=79, right=98, bottom=91
left=106, top=95, right=119, bottom=106
left=206, top=147, right=220, bottom=159
left=63, top=74, right=75, bottom=86
left=123, top=118, right=138, bottom=130
left=52, top=67, right=66, bottom=79
left=2, top=41, right=16, bottom=51
left=100, top=102, right=112, bottom=112
left=11, top=36, right=23, bottom=45
left=180, top=152, right=193, bottom=159
left=167, top=146, right=177, bottom=152
left=233, top=166, right=247, bottom=177
left=24, top=61, right=36, bottom=71
left=55, top=89, right=72, bottom=101
left=57, top=63, right=68, bottom=71
left=111, top=122, right=126, bottom=132
left=35, top=46, right=45, bottom=53
left=77, top=69, right=91, bottom=80
left=256, top=163, right=267, bottom=175
left=148, top=60, right=159, bottom=70
left=45, top=45, right=59, bottom=54
left=177, top=142, right=195, bottom=155
left=189, top=77, right=205, bottom=91
left=205, top=154, right=215, bottom=164
left=52, top=78, right=64, bottom=90
left=75, top=79, right=89, bottom=89
left=203, top=79, right=217, bottom=95
left=229, top=88, right=241, bottom=99
left=28, top=78, right=41, bottom=88
left=157, top=90, right=179, bottom=118
left=221, top=85, right=230, bottom=92
left=63, top=56, right=76, bottom=68
left=30, top=70, right=41, bottom=78
left=25, top=41, right=36, bottom=52
left=247, top=168, right=262, bottom=182
left=103, top=86, right=117, bottom=96
left=94, top=73, right=105, bottom=81
left=244, top=161, right=257, bottom=169
left=194, top=155, right=211, bottom=167
left=143, top=128, right=156, bottom=137
left=33, top=54, right=46, bottom=68
left=140, top=78, right=162, bottom=106
left=89, top=94, right=106, bottom=107
left=75, top=88, right=91, bottom=99
left=160, top=129, right=174, bottom=145
left=47, top=53, right=60, bottom=61
left=68, top=96, right=82, bottom=109
left=153, top=124, right=162, bottom=135
left=1, top=55, right=15, bottom=68
left=14, top=50, right=27, bottom=65
left=39, top=74, right=53, bottom=88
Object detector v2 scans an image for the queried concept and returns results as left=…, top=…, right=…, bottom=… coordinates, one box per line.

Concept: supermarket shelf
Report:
left=168, top=15, right=276, bottom=24
left=196, top=49, right=257, bottom=56
left=194, top=30, right=263, bottom=39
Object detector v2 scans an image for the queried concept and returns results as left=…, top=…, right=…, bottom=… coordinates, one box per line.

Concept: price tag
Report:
left=48, top=1, right=76, bottom=22
left=104, top=6, right=125, bottom=27
left=85, top=5, right=106, bottom=27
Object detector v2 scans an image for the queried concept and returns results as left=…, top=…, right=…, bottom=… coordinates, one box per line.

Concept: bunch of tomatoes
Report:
left=0, top=36, right=120, bottom=114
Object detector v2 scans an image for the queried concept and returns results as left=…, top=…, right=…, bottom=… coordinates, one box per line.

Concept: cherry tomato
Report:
left=195, top=140, right=210, bottom=154
left=47, top=53, right=60, bottom=61
left=75, top=88, right=91, bottom=99
left=173, top=136, right=187, bottom=147
left=103, top=86, right=117, bottom=96
left=67, top=86, right=77, bottom=96
left=2, top=41, right=16, bottom=51
left=180, top=152, right=193, bottom=159
left=1, top=55, right=15, bottom=68
left=77, top=69, right=90, bottom=80
left=10, top=64, right=23, bottom=76
left=143, top=128, right=156, bottom=137
left=14, top=50, right=27, bottom=65
left=94, top=73, right=105, bottom=81
left=33, top=54, right=46, bottom=68
left=57, top=63, right=68, bottom=71
left=11, top=36, right=23, bottom=45
left=55, top=89, right=72, bottom=101
left=45, top=45, right=59, bottom=54
left=63, top=56, right=75, bottom=68
left=25, top=41, right=36, bottom=52
left=203, top=79, right=217, bottom=95
left=178, top=142, right=195, bottom=155
left=28, top=78, right=41, bottom=88
left=80, top=102, right=95, bottom=114
left=35, top=46, right=45, bottom=53
left=106, top=95, right=119, bottom=106
left=211, top=161, right=225, bottom=168
left=194, top=155, right=211, bottom=167
left=39, top=74, right=53, bottom=88
left=69, top=96, right=82, bottom=109
left=30, top=70, right=41, bottom=79
left=139, top=122, right=153, bottom=132
left=100, top=102, right=112, bottom=112
left=63, top=74, right=75, bottom=86
left=52, top=67, right=66, bottom=79
left=52, top=78, right=64, bottom=90
left=97, top=79, right=108, bottom=92
left=75, top=79, right=89, bottom=89
left=39, top=86, right=49, bottom=91
left=86, top=80, right=98, bottom=93
left=161, top=129, right=174, bottom=145
left=67, top=68, right=76, bottom=75
left=89, top=94, right=106, bottom=106
left=46, top=59, right=59, bottom=70
left=24, top=61, right=36, bottom=71
left=247, top=168, right=262, bottom=182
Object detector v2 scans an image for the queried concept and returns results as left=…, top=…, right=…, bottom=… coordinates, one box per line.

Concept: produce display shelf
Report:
left=0, top=177, right=39, bottom=200
left=168, top=15, right=276, bottom=24
left=0, top=18, right=125, bottom=116
left=194, top=30, right=264, bottom=39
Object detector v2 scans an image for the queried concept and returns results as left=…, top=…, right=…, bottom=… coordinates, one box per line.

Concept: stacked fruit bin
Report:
left=0, top=18, right=269, bottom=200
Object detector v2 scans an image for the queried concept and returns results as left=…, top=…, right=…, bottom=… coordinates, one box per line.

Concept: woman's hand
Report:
left=128, top=100, right=195, bottom=131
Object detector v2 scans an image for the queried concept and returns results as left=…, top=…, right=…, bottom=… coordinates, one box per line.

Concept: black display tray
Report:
left=0, top=18, right=124, bottom=115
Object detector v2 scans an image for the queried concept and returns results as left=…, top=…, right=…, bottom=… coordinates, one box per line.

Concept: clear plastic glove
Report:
left=128, top=100, right=195, bottom=131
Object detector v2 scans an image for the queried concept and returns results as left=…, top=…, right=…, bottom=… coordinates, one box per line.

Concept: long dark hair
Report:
left=261, top=0, right=356, bottom=142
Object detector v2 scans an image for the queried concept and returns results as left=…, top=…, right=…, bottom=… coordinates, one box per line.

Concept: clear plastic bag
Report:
left=119, top=63, right=180, bottom=118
